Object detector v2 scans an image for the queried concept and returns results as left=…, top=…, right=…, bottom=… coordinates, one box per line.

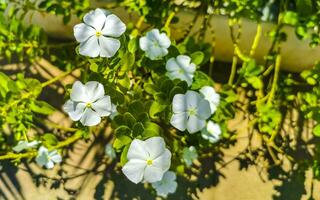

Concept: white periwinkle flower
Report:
left=166, top=55, right=196, bottom=86
left=170, top=91, right=211, bottom=134
left=199, top=86, right=220, bottom=114
left=201, top=121, right=222, bottom=143
left=139, top=29, right=171, bottom=60
left=151, top=171, right=178, bottom=198
left=182, top=146, right=198, bottom=167
left=74, top=8, right=126, bottom=58
left=13, top=140, right=40, bottom=152
left=36, top=146, right=62, bottom=169
left=63, top=81, right=113, bottom=126
left=122, top=137, right=171, bottom=184
left=105, top=143, right=116, bottom=159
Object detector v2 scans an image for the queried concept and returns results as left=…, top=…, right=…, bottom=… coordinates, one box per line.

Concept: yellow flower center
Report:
left=146, top=159, right=153, bottom=165
left=187, top=107, right=197, bottom=116
left=96, top=31, right=102, bottom=37
left=86, top=103, right=92, bottom=108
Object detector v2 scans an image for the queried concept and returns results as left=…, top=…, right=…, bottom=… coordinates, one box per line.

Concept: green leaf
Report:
left=120, top=144, right=130, bottom=166
left=132, top=122, right=144, bottom=137
left=128, top=37, right=138, bottom=53
left=128, top=100, right=145, bottom=116
left=191, top=71, right=214, bottom=90
left=142, top=122, right=162, bottom=138
left=169, top=86, right=184, bottom=100
left=124, top=112, right=136, bottom=127
left=149, top=101, right=167, bottom=118
left=313, top=124, right=320, bottom=137
left=190, top=51, right=204, bottom=65
left=114, top=135, right=132, bottom=150
left=160, top=79, right=174, bottom=94
left=247, top=77, right=263, bottom=89
left=42, top=133, right=58, bottom=147
left=282, top=11, right=298, bottom=26
left=30, top=101, right=55, bottom=115
left=296, top=0, right=313, bottom=17
left=115, top=125, right=131, bottom=137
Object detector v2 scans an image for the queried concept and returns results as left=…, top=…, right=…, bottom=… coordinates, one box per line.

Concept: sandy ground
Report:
left=0, top=59, right=319, bottom=200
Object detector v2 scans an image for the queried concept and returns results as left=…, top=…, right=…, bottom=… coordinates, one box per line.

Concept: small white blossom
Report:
left=151, top=171, right=178, bottom=198
left=170, top=91, right=211, bottom=134
left=139, top=29, right=171, bottom=60
left=13, top=140, right=40, bottom=152
left=36, top=146, right=62, bottom=169
left=182, top=146, right=198, bottom=167
left=199, top=86, right=220, bottom=114
left=201, top=121, right=222, bottom=143
left=122, top=137, right=171, bottom=184
left=166, top=55, right=196, bottom=86
left=105, top=143, right=116, bottom=159
left=63, top=81, right=113, bottom=126
left=74, top=8, right=126, bottom=58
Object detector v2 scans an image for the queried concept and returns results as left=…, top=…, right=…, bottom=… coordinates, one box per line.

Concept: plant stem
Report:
left=50, top=131, right=82, bottom=150
left=267, top=55, right=281, bottom=105
left=250, top=23, right=262, bottom=57
left=228, top=55, right=238, bottom=85
left=41, top=70, right=73, bottom=88
left=0, top=151, right=37, bottom=161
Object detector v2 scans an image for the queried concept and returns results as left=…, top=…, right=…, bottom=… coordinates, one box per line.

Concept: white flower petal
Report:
left=152, top=149, right=171, bottom=172
left=84, top=81, right=105, bottom=102
left=144, top=165, right=165, bottom=183
left=79, top=36, right=100, bottom=57
left=49, top=151, right=62, bottom=163
left=127, top=139, right=149, bottom=160
left=122, top=159, right=147, bottom=184
left=73, top=23, right=95, bottom=42
left=172, top=94, right=187, bottom=113
left=152, top=171, right=177, bottom=197
left=201, top=121, right=221, bottom=143
left=144, top=137, right=166, bottom=159
left=83, top=8, right=107, bottom=31
left=63, top=100, right=86, bottom=121
left=166, top=57, right=180, bottom=72
left=13, top=141, right=28, bottom=152
left=102, top=14, right=126, bottom=37
left=80, top=108, right=101, bottom=126
left=187, top=115, right=206, bottom=133
left=45, top=161, right=55, bottom=169
left=158, top=33, right=171, bottom=48
left=199, top=86, right=220, bottom=114
left=70, top=81, right=89, bottom=102
left=185, top=90, right=201, bottom=108
left=36, top=146, right=49, bottom=167
left=92, top=95, right=112, bottom=117
left=148, top=46, right=168, bottom=60
left=176, top=55, right=195, bottom=73
left=197, top=99, right=212, bottom=119
left=170, top=112, right=188, bottom=131
left=99, top=36, right=121, bottom=58
left=139, top=37, right=148, bottom=51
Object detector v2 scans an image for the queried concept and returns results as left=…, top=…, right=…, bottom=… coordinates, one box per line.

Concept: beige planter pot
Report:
left=24, top=7, right=320, bottom=72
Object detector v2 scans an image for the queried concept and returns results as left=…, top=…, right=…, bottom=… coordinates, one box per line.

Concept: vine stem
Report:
left=228, top=55, right=238, bottom=85
left=267, top=55, right=281, bottom=105
left=0, top=131, right=83, bottom=161
left=41, top=70, right=73, bottom=88
left=250, top=23, right=262, bottom=57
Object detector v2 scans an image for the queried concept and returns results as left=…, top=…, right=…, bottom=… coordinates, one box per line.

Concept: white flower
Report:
left=182, top=146, right=198, bottom=167
left=166, top=55, right=196, bottom=86
left=13, top=140, right=40, bottom=152
left=151, top=171, right=178, bottom=198
left=36, top=146, right=62, bottom=169
left=199, top=86, right=220, bottom=114
left=139, top=29, right=171, bottom=60
left=74, top=8, right=126, bottom=58
left=63, top=81, right=113, bottom=126
left=105, top=143, right=116, bottom=159
left=122, top=137, right=171, bottom=184
left=170, top=91, right=211, bottom=134
left=201, top=121, right=222, bottom=143
left=109, top=103, right=118, bottom=120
